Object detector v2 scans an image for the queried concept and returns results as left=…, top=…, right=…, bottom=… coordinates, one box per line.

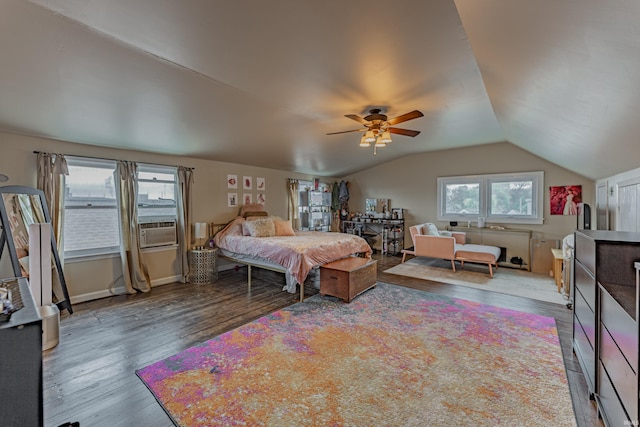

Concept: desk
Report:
left=551, top=248, right=563, bottom=293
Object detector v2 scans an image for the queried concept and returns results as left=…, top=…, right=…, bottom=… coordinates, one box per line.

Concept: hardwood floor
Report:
left=43, top=253, right=602, bottom=427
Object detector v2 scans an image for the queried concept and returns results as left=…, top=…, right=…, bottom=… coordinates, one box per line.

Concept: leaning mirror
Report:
left=0, top=185, right=72, bottom=313
left=365, top=198, right=389, bottom=214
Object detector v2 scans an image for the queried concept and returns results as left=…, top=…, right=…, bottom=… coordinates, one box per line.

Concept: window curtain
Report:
left=36, top=152, right=68, bottom=254
left=176, top=166, right=194, bottom=283
left=114, top=161, right=151, bottom=293
left=287, top=178, right=300, bottom=230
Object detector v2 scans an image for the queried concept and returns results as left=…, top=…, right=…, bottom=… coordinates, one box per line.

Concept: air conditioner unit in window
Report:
left=139, top=219, right=177, bottom=248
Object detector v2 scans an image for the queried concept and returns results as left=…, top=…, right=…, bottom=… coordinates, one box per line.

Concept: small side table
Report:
left=551, top=248, right=563, bottom=293
left=188, top=248, right=218, bottom=284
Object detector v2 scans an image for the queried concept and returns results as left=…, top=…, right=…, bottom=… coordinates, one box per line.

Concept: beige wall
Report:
left=0, top=133, right=596, bottom=303
left=342, top=142, right=595, bottom=242
left=0, top=131, right=325, bottom=302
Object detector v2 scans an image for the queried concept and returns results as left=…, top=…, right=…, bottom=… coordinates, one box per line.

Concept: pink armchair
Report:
left=402, top=222, right=501, bottom=277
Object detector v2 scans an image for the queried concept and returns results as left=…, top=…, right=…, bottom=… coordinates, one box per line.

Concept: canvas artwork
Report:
left=243, top=176, right=252, bottom=190
left=256, top=177, right=265, bottom=191
left=227, top=174, right=237, bottom=189
left=550, top=185, right=582, bottom=215
left=227, top=193, right=238, bottom=207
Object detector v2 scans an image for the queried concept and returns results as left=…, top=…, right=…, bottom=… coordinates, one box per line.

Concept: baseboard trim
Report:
left=69, top=275, right=182, bottom=304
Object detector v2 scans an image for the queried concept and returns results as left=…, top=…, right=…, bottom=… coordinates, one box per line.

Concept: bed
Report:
left=213, top=214, right=372, bottom=301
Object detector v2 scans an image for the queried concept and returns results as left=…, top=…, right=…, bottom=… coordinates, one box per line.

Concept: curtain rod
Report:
left=33, top=151, right=194, bottom=170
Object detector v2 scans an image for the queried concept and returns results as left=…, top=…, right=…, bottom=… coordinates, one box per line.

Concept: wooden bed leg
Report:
left=248, top=265, right=252, bottom=291
left=489, top=264, right=494, bottom=278
left=451, top=259, right=457, bottom=272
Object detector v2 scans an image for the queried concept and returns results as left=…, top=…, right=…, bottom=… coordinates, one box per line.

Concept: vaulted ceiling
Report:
left=1, top=0, right=639, bottom=180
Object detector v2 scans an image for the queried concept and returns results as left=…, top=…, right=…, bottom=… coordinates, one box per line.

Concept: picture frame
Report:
left=227, top=193, right=238, bottom=207
left=227, top=174, right=238, bottom=189
left=256, top=177, right=265, bottom=191
left=243, top=193, right=252, bottom=204
left=243, top=176, right=252, bottom=190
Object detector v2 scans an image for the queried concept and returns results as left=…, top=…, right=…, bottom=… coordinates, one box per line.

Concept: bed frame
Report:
left=217, top=249, right=306, bottom=302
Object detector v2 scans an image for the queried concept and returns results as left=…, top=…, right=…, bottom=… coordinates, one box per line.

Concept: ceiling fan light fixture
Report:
left=374, top=137, right=386, bottom=148
left=379, top=131, right=392, bottom=143
left=363, top=130, right=376, bottom=143
left=359, top=135, right=371, bottom=147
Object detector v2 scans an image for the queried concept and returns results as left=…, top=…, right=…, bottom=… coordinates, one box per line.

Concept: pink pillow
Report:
left=274, top=219, right=296, bottom=236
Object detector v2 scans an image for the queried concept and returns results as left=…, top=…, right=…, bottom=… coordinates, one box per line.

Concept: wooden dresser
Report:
left=573, top=230, right=640, bottom=426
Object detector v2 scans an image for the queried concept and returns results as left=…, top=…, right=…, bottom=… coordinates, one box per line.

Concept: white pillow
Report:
left=425, top=223, right=440, bottom=236
left=244, top=217, right=276, bottom=237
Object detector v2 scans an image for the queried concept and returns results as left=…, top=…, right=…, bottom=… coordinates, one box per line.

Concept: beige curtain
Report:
left=287, top=178, right=300, bottom=230
left=176, top=166, right=194, bottom=283
left=36, top=152, right=68, bottom=253
left=115, top=161, right=151, bottom=293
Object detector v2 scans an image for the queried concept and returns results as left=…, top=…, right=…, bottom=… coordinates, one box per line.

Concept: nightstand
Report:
left=188, top=248, right=218, bottom=284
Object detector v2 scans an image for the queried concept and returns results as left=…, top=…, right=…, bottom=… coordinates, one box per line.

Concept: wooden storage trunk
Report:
left=320, top=257, right=377, bottom=302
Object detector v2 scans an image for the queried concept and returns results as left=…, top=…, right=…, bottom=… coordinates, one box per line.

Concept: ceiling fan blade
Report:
left=388, top=127, right=421, bottom=137
left=344, top=114, right=370, bottom=125
left=386, top=110, right=424, bottom=126
left=326, top=128, right=364, bottom=135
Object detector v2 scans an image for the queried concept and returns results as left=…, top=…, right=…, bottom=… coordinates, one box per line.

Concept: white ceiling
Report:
left=1, top=0, right=639, bottom=180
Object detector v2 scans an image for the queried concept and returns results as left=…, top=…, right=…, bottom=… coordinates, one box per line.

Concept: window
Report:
left=437, top=172, right=544, bottom=225
left=63, top=158, right=119, bottom=258
left=137, top=164, right=178, bottom=221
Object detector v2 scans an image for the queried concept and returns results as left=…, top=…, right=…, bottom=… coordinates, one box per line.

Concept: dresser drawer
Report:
left=600, top=325, right=638, bottom=418
left=574, top=260, right=596, bottom=311
left=575, top=232, right=596, bottom=273
left=598, top=363, right=633, bottom=427
left=600, top=286, right=638, bottom=369
left=574, top=287, right=596, bottom=350
left=574, top=314, right=596, bottom=392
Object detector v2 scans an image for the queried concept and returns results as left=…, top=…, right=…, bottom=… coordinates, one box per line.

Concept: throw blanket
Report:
left=214, top=217, right=371, bottom=290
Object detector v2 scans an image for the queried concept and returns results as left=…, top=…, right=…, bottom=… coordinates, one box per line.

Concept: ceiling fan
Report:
left=327, top=108, right=424, bottom=153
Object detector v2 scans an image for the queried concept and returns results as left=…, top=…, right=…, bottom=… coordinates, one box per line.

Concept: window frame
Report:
left=63, top=157, right=120, bottom=259
left=136, top=163, right=178, bottom=222
left=437, top=171, right=544, bottom=225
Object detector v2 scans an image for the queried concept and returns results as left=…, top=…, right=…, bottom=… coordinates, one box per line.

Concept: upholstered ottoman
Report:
left=454, top=244, right=502, bottom=278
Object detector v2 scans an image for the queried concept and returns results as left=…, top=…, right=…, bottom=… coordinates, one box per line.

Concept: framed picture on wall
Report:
left=257, top=177, right=265, bottom=190
left=257, top=193, right=265, bottom=204
left=244, top=193, right=252, bottom=204
left=227, top=193, right=238, bottom=207
left=243, top=176, right=252, bottom=190
left=227, top=174, right=238, bottom=189
left=550, top=185, right=582, bottom=215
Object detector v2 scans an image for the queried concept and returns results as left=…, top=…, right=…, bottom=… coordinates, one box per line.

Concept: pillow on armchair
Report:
left=424, top=223, right=452, bottom=237
left=424, top=223, right=440, bottom=236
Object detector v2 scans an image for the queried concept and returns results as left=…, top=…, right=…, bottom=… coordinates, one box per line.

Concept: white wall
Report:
left=342, top=142, right=595, bottom=242
left=0, top=131, right=326, bottom=302
left=597, top=166, right=640, bottom=231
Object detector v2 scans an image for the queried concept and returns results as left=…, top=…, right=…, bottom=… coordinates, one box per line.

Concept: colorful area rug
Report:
left=137, top=283, right=576, bottom=426
left=385, top=257, right=568, bottom=305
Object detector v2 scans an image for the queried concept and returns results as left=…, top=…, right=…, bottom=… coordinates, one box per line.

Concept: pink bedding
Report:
left=214, top=217, right=372, bottom=285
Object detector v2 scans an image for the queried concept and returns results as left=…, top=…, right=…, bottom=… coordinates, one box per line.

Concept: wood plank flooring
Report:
left=43, top=253, right=602, bottom=427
